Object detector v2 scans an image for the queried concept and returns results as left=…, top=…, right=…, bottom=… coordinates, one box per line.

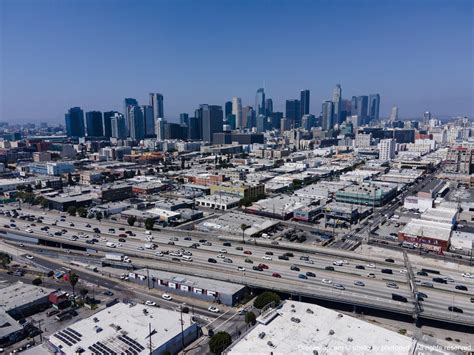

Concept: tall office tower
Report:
left=103, top=111, right=117, bottom=138
left=242, top=106, right=254, bottom=128
left=65, top=107, right=85, bottom=137
left=141, top=105, right=155, bottom=137
left=378, top=138, right=396, bottom=160
left=180, top=113, right=189, bottom=127
left=232, top=97, right=243, bottom=128
left=123, top=98, right=138, bottom=132
left=225, top=101, right=233, bottom=118
left=368, top=94, right=380, bottom=122
left=321, top=100, right=334, bottom=131
left=188, top=116, right=202, bottom=140
left=300, top=90, right=310, bottom=118
left=356, top=96, right=369, bottom=125
left=149, top=93, right=164, bottom=120
left=265, top=98, right=273, bottom=116
left=269, top=112, right=283, bottom=130
left=256, top=115, right=268, bottom=133
left=280, top=117, right=291, bottom=131
left=129, top=105, right=145, bottom=141
left=255, top=88, right=266, bottom=117
left=351, top=96, right=358, bottom=117
left=285, top=99, right=301, bottom=128
left=332, top=85, right=342, bottom=124
left=198, top=104, right=223, bottom=143
left=85, top=111, right=104, bottom=137
left=155, top=117, right=166, bottom=141
left=423, top=111, right=431, bottom=125
left=390, top=106, right=399, bottom=122
left=301, top=114, right=316, bottom=130
left=111, top=113, right=127, bottom=139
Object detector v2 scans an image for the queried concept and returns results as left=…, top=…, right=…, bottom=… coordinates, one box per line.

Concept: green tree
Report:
left=67, top=206, right=77, bottom=216
left=145, top=218, right=155, bottom=230
left=240, top=224, right=249, bottom=244
left=253, top=291, right=281, bottom=309
left=96, top=211, right=103, bottom=221
left=77, top=207, right=87, bottom=218
left=69, top=272, right=79, bottom=298
left=127, top=216, right=137, bottom=226
left=292, top=179, right=302, bottom=189
left=209, top=331, right=232, bottom=354
left=245, top=311, right=256, bottom=326
left=32, top=277, right=42, bottom=286
left=79, top=288, right=89, bottom=297
left=0, top=252, right=11, bottom=268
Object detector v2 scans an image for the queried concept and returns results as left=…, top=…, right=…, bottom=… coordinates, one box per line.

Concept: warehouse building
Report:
left=398, top=219, right=452, bottom=252
left=245, top=195, right=314, bottom=220
left=195, top=193, right=241, bottom=210
left=335, top=182, right=398, bottom=207
left=0, top=282, right=54, bottom=320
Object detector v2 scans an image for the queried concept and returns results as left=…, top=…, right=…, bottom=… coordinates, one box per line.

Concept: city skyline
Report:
left=1, top=0, right=472, bottom=123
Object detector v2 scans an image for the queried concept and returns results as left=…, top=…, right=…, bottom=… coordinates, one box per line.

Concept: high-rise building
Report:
left=256, top=115, right=268, bottom=133
left=141, top=105, right=155, bottom=137
left=332, top=85, right=342, bottom=124
left=321, top=101, right=334, bottom=131
left=188, top=116, right=202, bottom=140
left=180, top=113, right=189, bottom=127
left=285, top=99, right=301, bottom=128
left=103, top=111, right=117, bottom=139
left=65, top=107, right=85, bottom=137
left=129, top=105, right=145, bottom=141
left=301, top=114, right=316, bottom=130
left=155, top=117, right=166, bottom=141
left=225, top=101, right=233, bottom=118
left=164, top=122, right=187, bottom=140
left=378, top=138, right=396, bottom=160
left=265, top=98, right=273, bottom=116
left=255, top=88, right=266, bottom=117
left=423, top=111, right=431, bottom=126
left=300, top=90, right=310, bottom=118
left=242, top=106, right=254, bottom=129
left=198, top=104, right=223, bottom=143
left=390, top=106, right=399, bottom=122
left=351, top=96, right=358, bottom=117
left=356, top=96, right=369, bottom=125
left=124, top=98, right=138, bottom=133
left=232, top=97, right=243, bottom=128
left=85, top=111, right=104, bottom=137
left=269, top=112, right=283, bottom=130
left=149, top=93, right=164, bottom=120
left=368, top=94, right=380, bottom=122
left=111, top=113, right=127, bottom=139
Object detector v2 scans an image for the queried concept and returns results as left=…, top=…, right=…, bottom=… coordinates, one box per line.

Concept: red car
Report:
left=272, top=273, right=281, bottom=278
left=258, top=263, right=268, bottom=269
left=243, top=250, right=252, bottom=255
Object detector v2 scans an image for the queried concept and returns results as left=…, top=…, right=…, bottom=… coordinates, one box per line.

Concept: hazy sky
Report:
left=1, top=0, right=472, bottom=123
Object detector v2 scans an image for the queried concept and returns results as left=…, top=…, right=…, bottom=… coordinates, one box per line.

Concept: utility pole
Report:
left=146, top=267, right=150, bottom=290
left=148, top=323, right=152, bottom=355
left=180, top=307, right=185, bottom=352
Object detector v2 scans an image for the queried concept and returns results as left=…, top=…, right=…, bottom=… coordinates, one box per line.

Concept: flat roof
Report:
left=400, top=219, right=452, bottom=241
left=227, top=300, right=415, bottom=355
left=47, top=302, right=195, bottom=354
left=0, top=308, right=22, bottom=339
left=0, top=282, right=55, bottom=312
left=246, top=195, right=314, bottom=215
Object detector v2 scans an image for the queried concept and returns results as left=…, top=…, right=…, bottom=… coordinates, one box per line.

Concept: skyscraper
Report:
left=242, top=106, right=254, bottom=129
left=300, top=89, right=310, bottom=118
left=188, top=116, right=202, bottom=140
left=301, top=114, right=316, bottom=130
left=321, top=101, right=334, bottom=131
left=149, top=93, right=164, bottom=120
left=423, top=111, right=431, bottom=125
left=265, top=98, right=273, bottom=116
left=225, top=101, right=233, bottom=118
left=390, top=106, right=399, bottom=122
left=129, top=105, right=145, bottom=141
left=351, top=96, right=358, bottom=117
left=255, top=88, right=266, bottom=117
left=103, top=111, right=117, bottom=138
left=111, top=113, right=127, bottom=139
left=155, top=117, right=166, bottom=141
left=285, top=99, right=301, bottom=128
left=124, top=98, right=138, bottom=134
left=378, top=138, right=396, bottom=160
left=232, top=97, right=243, bottom=128
left=256, top=115, right=268, bottom=133
left=65, top=107, right=85, bottom=137
left=180, top=113, right=189, bottom=127
left=198, top=104, right=223, bottom=142
left=85, top=111, right=104, bottom=137
left=332, top=85, right=342, bottom=124
left=141, top=105, right=155, bottom=137
left=368, top=94, right=380, bottom=122
left=357, top=96, right=369, bottom=125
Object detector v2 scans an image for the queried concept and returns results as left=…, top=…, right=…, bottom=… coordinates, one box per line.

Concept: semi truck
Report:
left=105, top=253, right=131, bottom=263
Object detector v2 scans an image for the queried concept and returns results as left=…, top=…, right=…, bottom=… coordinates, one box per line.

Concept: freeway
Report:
left=1, top=206, right=473, bottom=327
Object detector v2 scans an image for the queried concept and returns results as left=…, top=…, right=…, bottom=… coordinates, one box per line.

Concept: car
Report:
left=399, top=269, right=407, bottom=274
left=455, top=285, right=468, bottom=291
left=333, top=283, right=345, bottom=290
left=381, top=269, right=393, bottom=274
left=305, top=259, right=314, bottom=264
left=298, top=274, right=308, bottom=279
left=103, top=290, right=114, bottom=296
left=258, top=263, right=268, bottom=269
left=354, top=281, right=365, bottom=287
left=208, top=306, right=220, bottom=313
left=432, top=277, right=447, bottom=284
left=237, top=266, right=245, bottom=271
left=204, top=242, right=212, bottom=246
left=243, top=250, right=252, bottom=255
left=367, top=273, right=376, bottom=278
left=216, top=254, right=226, bottom=259
left=306, top=272, right=316, bottom=277
left=208, top=258, right=217, bottom=263
left=321, top=279, right=332, bottom=284
left=199, top=239, right=206, bottom=243
left=86, top=224, right=91, bottom=228
left=25, top=255, right=34, bottom=260
left=462, top=272, right=473, bottom=278
left=417, top=271, right=428, bottom=276
left=272, top=272, right=281, bottom=278
left=168, top=241, right=175, bottom=245
left=333, top=260, right=343, bottom=266
left=386, top=282, right=399, bottom=289
left=223, top=258, right=233, bottom=263
left=448, top=306, right=463, bottom=313
left=385, top=258, right=394, bottom=263
left=355, top=265, right=365, bottom=270
left=284, top=252, right=294, bottom=257
left=443, top=277, right=454, bottom=283
left=69, top=223, right=75, bottom=227
left=262, top=256, right=272, bottom=261
left=155, top=252, right=164, bottom=257
left=137, top=246, right=144, bottom=250
left=278, top=255, right=289, bottom=260
left=416, top=292, right=428, bottom=299
left=223, top=242, right=231, bottom=246
left=252, top=265, right=263, bottom=271
left=145, top=300, right=157, bottom=306
left=366, top=263, right=376, bottom=268
left=421, top=281, right=433, bottom=288
left=325, top=266, right=335, bottom=271
left=162, top=294, right=172, bottom=301
left=265, top=251, right=274, bottom=256
left=235, top=246, right=243, bottom=251
left=290, top=265, right=300, bottom=271
left=245, top=258, right=253, bottom=264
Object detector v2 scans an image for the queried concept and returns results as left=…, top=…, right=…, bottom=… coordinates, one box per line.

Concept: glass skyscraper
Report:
left=65, top=107, right=85, bottom=137
left=321, top=100, right=334, bottom=131
left=198, top=104, right=223, bottom=143
left=332, top=84, right=342, bottom=124
left=300, top=90, right=310, bottom=118
left=85, top=111, right=103, bottom=137
left=129, top=105, right=145, bottom=141
left=368, top=94, right=380, bottom=122
left=255, top=88, right=266, bottom=118
left=285, top=99, right=301, bottom=128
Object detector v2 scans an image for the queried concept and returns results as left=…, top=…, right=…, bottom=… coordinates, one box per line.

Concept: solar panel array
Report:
left=53, top=327, right=83, bottom=347
left=88, top=341, right=117, bottom=355
left=118, top=334, right=146, bottom=354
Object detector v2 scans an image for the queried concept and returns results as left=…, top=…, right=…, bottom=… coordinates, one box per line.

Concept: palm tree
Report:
left=240, top=224, right=249, bottom=244
left=69, top=272, right=79, bottom=301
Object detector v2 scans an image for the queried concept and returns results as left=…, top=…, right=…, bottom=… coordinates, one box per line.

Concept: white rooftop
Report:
left=227, top=300, right=415, bottom=355
left=400, top=219, right=452, bottom=241
left=0, top=282, right=54, bottom=312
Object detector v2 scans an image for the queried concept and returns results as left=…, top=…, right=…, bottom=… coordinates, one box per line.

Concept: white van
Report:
left=182, top=255, right=193, bottom=262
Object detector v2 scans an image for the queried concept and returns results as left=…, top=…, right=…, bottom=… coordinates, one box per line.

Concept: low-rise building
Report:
left=335, top=182, right=398, bottom=207
left=0, top=282, right=54, bottom=320
left=398, top=219, right=452, bottom=252
left=195, top=193, right=241, bottom=210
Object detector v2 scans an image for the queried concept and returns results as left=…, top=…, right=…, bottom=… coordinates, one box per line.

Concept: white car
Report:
left=237, top=266, right=245, bottom=271
left=216, top=254, right=226, bottom=259
left=262, top=256, right=272, bottom=261
left=399, top=269, right=407, bottom=274
left=25, top=255, right=34, bottom=260
left=305, top=260, right=314, bottom=264
left=462, top=272, right=473, bottom=278
left=322, top=279, right=332, bottom=284
left=162, top=294, right=173, bottom=301
left=145, top=300, right=156, bottom=306
left=366, top=263, right=376, bottom=268
left=25, top=229, right=33, bottom=233
left=208, top=306, right=220, bottom=313
left=219, top=249, right=227, bottom=254
left=155, top=252, right=164, bottom=257
left=333, top=260, right=343, bottom=266
left=354, top=281, right=365, bottom=287
left=386, top=282, right=399, bottom=289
